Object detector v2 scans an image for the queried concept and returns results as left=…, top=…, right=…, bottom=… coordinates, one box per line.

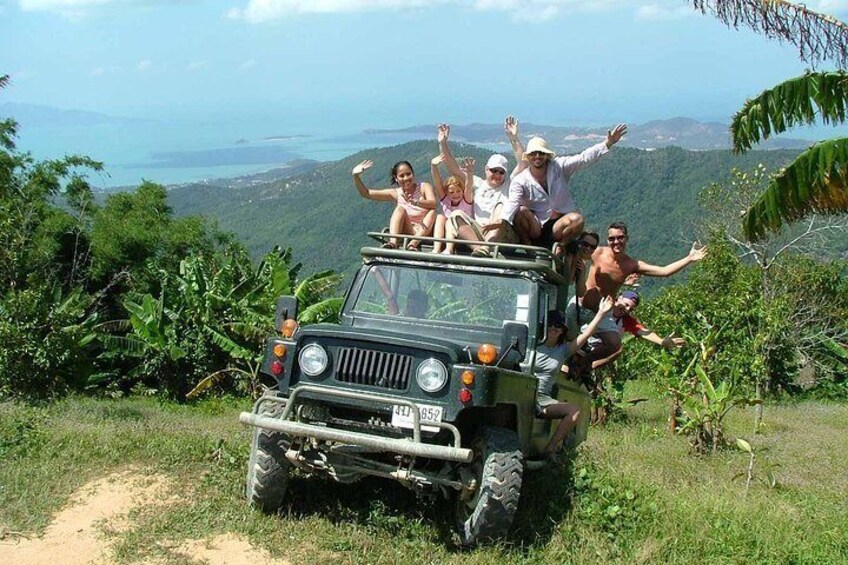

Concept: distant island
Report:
left=261, top=134, right=311, bottom=141
left=364, top=117, right=813, bottom=152
left=0, top=102, right=150, bottom=128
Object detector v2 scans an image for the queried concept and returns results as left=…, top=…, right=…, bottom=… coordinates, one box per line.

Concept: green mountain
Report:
left=168, top=141, right=803, bottom=288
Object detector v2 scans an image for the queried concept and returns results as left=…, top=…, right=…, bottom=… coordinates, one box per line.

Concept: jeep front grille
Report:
left=335, top=347, right=412, bottom=390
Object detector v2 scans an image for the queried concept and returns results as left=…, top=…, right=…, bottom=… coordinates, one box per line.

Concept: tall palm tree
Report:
left=689, top=2, right=848, bottom=240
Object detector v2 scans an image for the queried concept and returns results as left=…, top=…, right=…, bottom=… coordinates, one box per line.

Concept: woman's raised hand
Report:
left=431, top=153, right=445, bottom=166
left=352, top=160, right=373, bottom=176
left=598, top=296, right=614, bottom=315
left=461, top=157, right=475, bottom=173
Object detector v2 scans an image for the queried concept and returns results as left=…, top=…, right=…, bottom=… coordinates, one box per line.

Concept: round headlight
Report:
left=416, top=358, right=448, bottom=393
left=299, top=344, right=328, bottom=377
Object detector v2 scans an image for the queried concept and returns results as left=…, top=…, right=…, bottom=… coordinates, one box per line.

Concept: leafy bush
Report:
left=0, top=285, right=97, bottom=399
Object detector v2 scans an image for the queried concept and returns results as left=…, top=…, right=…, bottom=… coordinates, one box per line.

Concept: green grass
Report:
left=1, top=387, right=846, bottom=564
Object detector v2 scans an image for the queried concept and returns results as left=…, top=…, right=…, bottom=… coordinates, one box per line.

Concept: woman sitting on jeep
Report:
left=352, top=159, right=437, bottom=251
left=533, top=298, right=612, bottom=461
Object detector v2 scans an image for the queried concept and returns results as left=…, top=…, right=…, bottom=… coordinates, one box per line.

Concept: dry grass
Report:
left=1, top=389, right=846, bottom=564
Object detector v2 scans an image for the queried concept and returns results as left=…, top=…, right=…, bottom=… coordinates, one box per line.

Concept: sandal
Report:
left=406, top=242, right=420, bottom=252
left=471, top=247, right=491, bottom=258
left=381, top=242, right=398, bottom=249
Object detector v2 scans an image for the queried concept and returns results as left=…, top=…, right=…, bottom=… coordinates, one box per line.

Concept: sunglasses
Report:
left=608, top=235, right=627, bottom=243
left=578, top=240, right=598, bottom=250
left=489, top=168, right=506, bottom=175
left=527, top=151, right=547, bottom=157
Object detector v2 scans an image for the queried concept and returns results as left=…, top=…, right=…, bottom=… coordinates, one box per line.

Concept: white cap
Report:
left=486, top=154, right=509, bottom=172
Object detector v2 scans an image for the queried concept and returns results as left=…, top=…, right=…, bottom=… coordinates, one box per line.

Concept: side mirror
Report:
left=275, top=296, right=298, bottom=331
left=498, top=322, right=528, bottom=368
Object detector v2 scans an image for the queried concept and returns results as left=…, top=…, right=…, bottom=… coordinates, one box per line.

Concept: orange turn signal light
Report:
left=461, top=370, right=475, bottom=386
left=273, top=343, right=287, bottom=358
left=280, top=319, right=298, bottom=338
left=477, top=343, right=497, bottom=365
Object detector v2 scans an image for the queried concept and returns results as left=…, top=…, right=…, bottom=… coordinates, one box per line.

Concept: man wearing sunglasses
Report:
left=567, top=221, right=706, bottom=367
left=437, top=118, right=525, bottom=254
left=501, top=124, right=627, bottom=249
left=589, top=289, right=686, bottom=371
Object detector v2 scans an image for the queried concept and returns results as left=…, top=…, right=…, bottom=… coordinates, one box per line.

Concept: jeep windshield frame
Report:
left=342, top=261, right=538, bottom=347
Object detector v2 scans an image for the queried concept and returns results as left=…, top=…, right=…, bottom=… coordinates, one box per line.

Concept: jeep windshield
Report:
left=347, top=264, right=535, bottom=331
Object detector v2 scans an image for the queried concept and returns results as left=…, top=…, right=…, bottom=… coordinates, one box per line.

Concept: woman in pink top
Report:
left=352, top=159, right=437, bottom=250
left=430, top=154, right=474, bottom=254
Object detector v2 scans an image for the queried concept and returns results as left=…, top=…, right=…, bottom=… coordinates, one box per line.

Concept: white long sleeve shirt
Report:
left=503, top=141, right=610, bottom=225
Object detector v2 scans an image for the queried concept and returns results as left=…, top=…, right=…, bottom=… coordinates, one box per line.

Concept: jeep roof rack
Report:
left=363, top=232, right=568, bottom=286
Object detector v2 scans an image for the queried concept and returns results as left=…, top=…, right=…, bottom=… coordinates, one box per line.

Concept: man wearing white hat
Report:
left=437, top=118, right=524, bottom=254
left=502, top=124, right=627, bottom=249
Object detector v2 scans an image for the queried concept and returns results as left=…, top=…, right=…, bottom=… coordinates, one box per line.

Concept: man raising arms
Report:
left=568, top=221, right=706, bottom=364
left=590, top=289, right=686, bottom=370
left=437, top=118, right=524, bottom=253
left=502, top=124, right=627, bottom=249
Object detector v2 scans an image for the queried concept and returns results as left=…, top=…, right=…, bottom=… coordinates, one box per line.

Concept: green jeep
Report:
left=239, top=234, right=590, bottom=545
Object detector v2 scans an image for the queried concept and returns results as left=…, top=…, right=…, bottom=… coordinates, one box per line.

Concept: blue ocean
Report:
left=12, top=113, right=437, bottom=189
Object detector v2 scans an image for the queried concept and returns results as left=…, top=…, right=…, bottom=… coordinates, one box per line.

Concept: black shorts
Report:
left=533, top=218, right=578, bottom=252
left=535, top=219, right=557, bottom=249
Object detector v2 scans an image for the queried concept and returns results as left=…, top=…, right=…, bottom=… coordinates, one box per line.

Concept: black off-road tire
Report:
left=456, top=426, right=524, bottom=546
left=246, top=398, right=292, bottom=513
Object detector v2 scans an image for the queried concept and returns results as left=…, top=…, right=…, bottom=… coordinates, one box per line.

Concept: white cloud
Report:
left=226, top=0, right=693, bottom=24
left=227, top=0, right=436, bottom=23
left=635, top=3, right=691, bottom=21
left=239, top=59, right=257, bottom=70
left=187, top=60, right=207, bottom=71
left=137, top=59, right=153, bottom=72
left=20, top=0, right=113, bottom=9
left=89, top=65, right=122, bottom=76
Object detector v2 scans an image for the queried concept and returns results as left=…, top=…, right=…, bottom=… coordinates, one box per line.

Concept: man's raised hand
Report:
left=688, top=242, right=707, bottom=262
left=661, top=332, right=686, bottom=350
left=606, top=123, right=627, bottom=148
left=437, top=123, right=450, bottom=143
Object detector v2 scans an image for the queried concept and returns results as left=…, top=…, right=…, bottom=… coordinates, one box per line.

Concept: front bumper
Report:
left=239, top=385, right=473, bottom=463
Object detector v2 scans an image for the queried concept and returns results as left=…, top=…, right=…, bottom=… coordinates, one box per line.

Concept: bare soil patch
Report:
left=0, top=471, right=288, bottom=564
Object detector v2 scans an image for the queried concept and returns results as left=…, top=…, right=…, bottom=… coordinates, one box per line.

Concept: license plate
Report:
left=391, top=404, right=443, bottom=433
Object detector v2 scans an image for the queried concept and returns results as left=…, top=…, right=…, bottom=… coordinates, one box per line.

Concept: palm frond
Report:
left=294, top=270, right=342, bottom=304
left=743, top=137, right=848, bottom=240
left=186, top=368, right=249, bottom=400
left=97, top=334, right=149, bottom=357
left=207, top=328, right=258, bottom=360
left=297, top=297, right=343, bottom=325
left=732, top=72, right=848, bottom=151
left=690, top=0, right=848, bottom=68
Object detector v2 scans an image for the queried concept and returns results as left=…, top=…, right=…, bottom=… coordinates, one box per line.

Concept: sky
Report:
left=3, top=0, right=848, bottom=130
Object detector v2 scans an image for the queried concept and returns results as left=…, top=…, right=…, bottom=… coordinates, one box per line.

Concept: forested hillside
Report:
left=169, top=141, right=803, bottom=284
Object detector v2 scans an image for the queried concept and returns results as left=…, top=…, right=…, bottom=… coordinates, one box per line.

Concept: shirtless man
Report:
left=566, top=221, right=706, bottom=363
